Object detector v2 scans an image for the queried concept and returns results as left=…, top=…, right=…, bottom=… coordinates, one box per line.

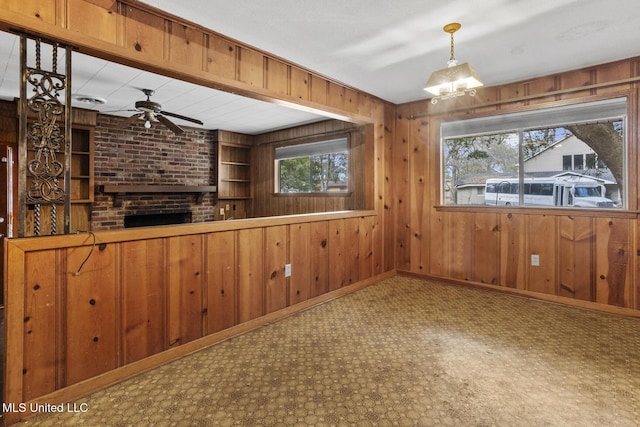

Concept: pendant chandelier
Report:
left=424, top=23, right=483, bottom=104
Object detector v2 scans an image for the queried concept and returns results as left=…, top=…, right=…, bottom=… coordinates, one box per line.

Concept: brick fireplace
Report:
left=91, top=114, right=217, bottom=231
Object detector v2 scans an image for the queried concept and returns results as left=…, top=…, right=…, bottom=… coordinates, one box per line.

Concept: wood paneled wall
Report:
left=0, top=1, right=380, bottom=123
left=5, top=212, right=384, bottom=422
left=253, top=120, right=370, bottom=217
left=394, top=56, right=640, bottom=316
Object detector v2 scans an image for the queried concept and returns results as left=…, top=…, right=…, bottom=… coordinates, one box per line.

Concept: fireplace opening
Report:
left=124, top=212, right=193, bottom=228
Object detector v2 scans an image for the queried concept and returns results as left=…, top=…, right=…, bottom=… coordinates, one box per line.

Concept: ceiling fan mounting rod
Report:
left=142, top=88, right=155, bottom=99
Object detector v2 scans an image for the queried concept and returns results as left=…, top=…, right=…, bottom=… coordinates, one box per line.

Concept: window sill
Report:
left=274, top=192, right=352, bottom=197
left=435, top=204, right=636, bottom=218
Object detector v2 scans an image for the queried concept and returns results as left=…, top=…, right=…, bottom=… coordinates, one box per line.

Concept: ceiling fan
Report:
left=119, top=89, right=204, bottom=135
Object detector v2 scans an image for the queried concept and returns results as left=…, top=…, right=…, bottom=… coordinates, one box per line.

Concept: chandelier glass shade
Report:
left=424, top=23, right=483, bottom=103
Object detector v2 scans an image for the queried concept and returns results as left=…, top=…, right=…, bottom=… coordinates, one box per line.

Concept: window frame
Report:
left=440, top=96, right=628, bottom=210
left=273, top=135, right=351, bottom=196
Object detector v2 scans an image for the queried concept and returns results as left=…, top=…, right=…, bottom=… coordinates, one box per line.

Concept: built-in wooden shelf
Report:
left=220, top=161, right=249, bottom=166
left=99, top=184, right=217, bottom=207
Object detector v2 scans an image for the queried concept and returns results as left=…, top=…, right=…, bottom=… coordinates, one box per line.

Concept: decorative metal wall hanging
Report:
left=18, top=35, right=72, bottom=236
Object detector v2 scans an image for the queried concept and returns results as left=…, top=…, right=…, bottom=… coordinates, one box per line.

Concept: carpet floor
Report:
left=15, top=276, right=640, bottom=426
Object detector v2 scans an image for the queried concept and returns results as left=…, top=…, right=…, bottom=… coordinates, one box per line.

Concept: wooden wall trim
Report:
left=0, top=2, right=381, bottom=124
left=406, top=77, right=640, bottom=119
left=7, top=210, right=377, bottom=251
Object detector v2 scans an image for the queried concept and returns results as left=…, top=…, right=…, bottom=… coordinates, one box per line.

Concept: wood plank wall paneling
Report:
left=121, top=239, right=165, bottom=364
left=289, top=223, right=311, bottom=305
left=252, top=120, right=369, bottom=217
left=64, top=241, right=118, bottom=386
left=310, top=221, right=329, bottom=298
left=595, top=217, right=633, bottom=307
left=7, top=214, right=380, bottom=417
left=558, top=216, right=594, bottom=301
left=264, top=225, right=288, bottom=313
left=166, top=235, right=204, bottom=347
left=395, top=56, right=640, bottom=315
left=328, top=219, right=346, bottom=290
left=205, top=231, right=237, bottom=333
left=237, top=228, right=265, bottom=322
left=23, top=250, right=58, bottom=401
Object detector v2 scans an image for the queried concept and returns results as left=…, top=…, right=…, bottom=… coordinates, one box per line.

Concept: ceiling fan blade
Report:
left=156, top=114, right=185, bottom=135
left=101, top=109, right=139, bottom=113
left=120, top=113, right=144, bottom=128
left=159, top=110, right=204, bottom=125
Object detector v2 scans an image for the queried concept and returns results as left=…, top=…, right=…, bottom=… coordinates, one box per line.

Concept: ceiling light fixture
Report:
left=73, top=94, right=107, bottom=105
left=424, top=23, right=483, bottom=104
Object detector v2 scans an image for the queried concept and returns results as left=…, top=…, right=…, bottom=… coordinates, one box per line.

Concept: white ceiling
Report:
left=1, top=0, right=640, bottom=133
left=0, top=33, right=327, bottom=135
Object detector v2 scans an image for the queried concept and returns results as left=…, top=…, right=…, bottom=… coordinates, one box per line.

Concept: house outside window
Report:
left=442, top=97, right=626, bottom=209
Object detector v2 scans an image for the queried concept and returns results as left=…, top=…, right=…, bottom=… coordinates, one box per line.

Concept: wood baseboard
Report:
left=398, top=270, right=640, bottom=319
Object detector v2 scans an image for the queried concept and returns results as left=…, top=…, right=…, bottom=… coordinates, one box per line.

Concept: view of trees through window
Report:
left=277, top=143, right=348, bottom=193
left=443, top=106, right=625, bottom=209
left=279, top=153, right=348, bottom=193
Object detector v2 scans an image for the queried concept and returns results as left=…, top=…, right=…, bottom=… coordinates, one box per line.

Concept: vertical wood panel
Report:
left=358, top=216, right=374, bottom=281
left=5, top=0, right=58, bottom=25
left=328, top=219, right=346, bottom=290
left=383, top=105, right=396, bottom=272
left=166, top=235, right=204, bottom=347
left=309, top=75, right=327, bottom=105
left=395, top=116, right=411, bottom=269
left=123, top=5, right=165, bottom=58
left=67, top=1, right=118, bottom=44
left=409, top=117, right=429, bottom=274
left=289, top=223, right=310, bottom=304
left=327, top=82, right=345, bottom=111
left=237, top=228, right=264, bottom=322
left=206, top=231, right=237, bottom=333
left=264, top=225, right=288, bottom=312
left=206, top=34, right=237, bottom=80
left=428, top=210, right=449, bottom=278
left=64, top=242, right=117, bottom=386
left=168, top=22, right=205, bottom=70
left=596, top=218, right=632, bottom=307
left=345, top=217, right=360, bottom=285
left=121, top=239, right=165, bottom=364
left=23, top=250, right=58, bottom=401
left=343, top=87, right=358, bottom=114
left=559, top=216, right=594, bottom=301
left=499, top=213, right=526, bottom=289
left=448, top=212, right=475, bottom=281
left=526, top=215, right=557, bottom=295
left=473, top=213, right=500, bottom=285
left=310, top=221, right=329, bottom=298
left=290, top=66, right=309, bottom=102
left=266, top=58, right=289, bottom=95
left=238, top=47, right=264, bottom=87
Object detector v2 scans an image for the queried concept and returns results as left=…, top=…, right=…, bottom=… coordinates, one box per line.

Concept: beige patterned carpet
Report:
left=16, top=276, right=640, bottom=426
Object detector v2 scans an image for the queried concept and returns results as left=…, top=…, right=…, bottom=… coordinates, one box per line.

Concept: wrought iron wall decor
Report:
left=18, top=35, right=72, bottom=236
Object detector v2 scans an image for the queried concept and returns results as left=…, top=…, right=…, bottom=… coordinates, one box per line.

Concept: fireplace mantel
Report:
left=99, top=184, right=217, bottom=207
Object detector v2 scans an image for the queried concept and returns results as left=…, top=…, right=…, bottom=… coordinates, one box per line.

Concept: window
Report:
left=442, top=97, right=626, bottom=209
left=275, top=137, right=349, bottom=193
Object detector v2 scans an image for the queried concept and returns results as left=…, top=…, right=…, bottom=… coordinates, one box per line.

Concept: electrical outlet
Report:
left=531, top=254, right=540, bottom=266
left=219, top=208, right=225, bottom=216
left=284, top=264, right=292, bottom=277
